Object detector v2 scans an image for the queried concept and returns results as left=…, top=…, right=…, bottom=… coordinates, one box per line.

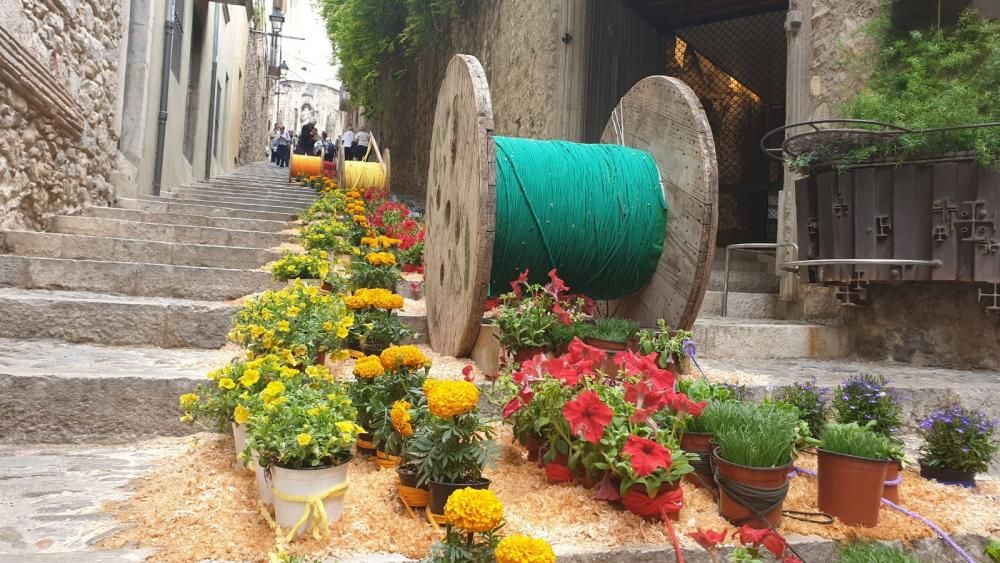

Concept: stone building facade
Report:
left=0, top=0, right=123, bottom=230
left=275, top=80, right=342, bottom=141
left=0, top=0, right=273, bottom=228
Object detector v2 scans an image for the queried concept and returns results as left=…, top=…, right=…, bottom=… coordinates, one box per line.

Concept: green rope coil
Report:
left=491, top=136, right=668, bottom=300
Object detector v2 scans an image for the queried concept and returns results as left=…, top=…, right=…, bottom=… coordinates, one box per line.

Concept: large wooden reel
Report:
left=424, top=54, right=717, bottom=356
left=337, top=139, right=391, bottom=191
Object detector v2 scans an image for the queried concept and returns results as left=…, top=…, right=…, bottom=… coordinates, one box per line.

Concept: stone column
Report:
left=777, top=0, right=813, bottom=301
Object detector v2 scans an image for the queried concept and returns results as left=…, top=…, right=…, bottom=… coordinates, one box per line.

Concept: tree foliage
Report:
left=319, top=0, right=462, bottom=119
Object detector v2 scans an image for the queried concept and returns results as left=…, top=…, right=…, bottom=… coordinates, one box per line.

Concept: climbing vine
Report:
left=320, top=0, right=462, bottom=119
left=795, top=9, right=999, bottom=171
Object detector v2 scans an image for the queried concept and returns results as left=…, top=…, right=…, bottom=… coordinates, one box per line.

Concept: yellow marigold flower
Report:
left=179, top=393, right=199, bottom=408
left=345, top=295, right=367, bottom=309
left=219, top=377, right=236, bottom=390
left=495, top=535, right=556, bottom=563
left=423, top=378, right=443, bottom=397
left=378, top=236, right=402, bottom=248
left=233, top=404, right=250, bottom=425
left=353, top=355, right=385, bottom=379
left=239, top=369, right=260, bottom=388
left=296, top=433, right=312, bottom=446
left=360, top=236, right=378, bottom=247
left=380, top=345, right=428, bottom=370
left=365, top=251, right=397, bottom=267
left=390, top=400, right=413, bottom=437
left=443, top=488, right=503, bottom=533
left=369, top=289, right=404, bottom=310
left=427, top=380, right=480, bottom=418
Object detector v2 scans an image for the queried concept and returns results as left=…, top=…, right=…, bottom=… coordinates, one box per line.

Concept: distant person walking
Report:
left=355, top=129, right=371, bottom=161
left=320, top=132, right=336, bottom=162
left=274, top=125, right=291, bottom=168
left=296, top=119, right=317, bottom=156
left=341, top=127, right=355, bottom=161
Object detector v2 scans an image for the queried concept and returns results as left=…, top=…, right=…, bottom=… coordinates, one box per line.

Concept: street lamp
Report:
left=279, top=60, right=289, bottom=78
left=269, top=8, right=285, bottom=34
left=275, top=77, right=291, bottom=126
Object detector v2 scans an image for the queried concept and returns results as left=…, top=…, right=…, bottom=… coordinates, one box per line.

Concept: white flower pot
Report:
left=231, top=423, right=248, bottom=468
left=253, top=453, right=274, bottom=506
left=272, top=463, right=349, bottom=536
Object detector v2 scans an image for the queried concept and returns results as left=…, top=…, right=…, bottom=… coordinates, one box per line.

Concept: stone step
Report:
left=117, top=197, right=294, bottom=222
left=0, top=439, right=184, bottom=558
left=700, top=358, right=1000, bottom=434
left=0, top=231, right=280, bottom=270
left=195, top=177, right=310, bottom=191
left=0, top=339, right=234, bottom=443
left=83, top=206, right=290, bottom=233
left=160, top=190, right=314, bottom=209
left=170, top=188, right=316, bottom=207
left=178, top=184, right=317, bottom=202
left=0, top=255, right=279, bottom=301
left=136, top=194, right=303, bottom=216
left=49, top=216, right=288, bottom=249
left=692, top=316, right=849, bottom=360
left=0, top=288, right=235, bottom=348
left=708, top=268, right=780, bottom=293
left=698, top=290, right=780, bottom=318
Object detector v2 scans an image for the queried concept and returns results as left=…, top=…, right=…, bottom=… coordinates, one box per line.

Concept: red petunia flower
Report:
left=562, top=391, right=613, bottom=443
left=462, top=364, right=474, bottom=381
left=622, top=435, right=673, bottom=477
left=664, top=391, right=707, bottom=417
left=545, top=269, right=569, bottom=296
left=761, top=533, right=788, bottom=558
left=510, top=269, right=530, bottom=297
left=565, top=338, right=605, bottom=370
left=735, top=525, right=770, bottom=547
left=484, top=298, right=500, bottom=312
left=551, top=302, right=572, bottom=326
left=688, top=529, right=726, bottom=551
left=543, top=356, right=581, bottom=387
left=782, top=556, right=803, bottom=563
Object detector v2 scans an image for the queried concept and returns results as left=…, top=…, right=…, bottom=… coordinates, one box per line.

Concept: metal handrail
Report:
left=780, top=258, right=943, bottom=271
left=721, top=243, right=799, bottom=317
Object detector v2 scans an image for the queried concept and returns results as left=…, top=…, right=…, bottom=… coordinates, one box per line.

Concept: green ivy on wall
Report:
left=320, top=0, right=462, bottom=120
left=794, top=10, right=999, bottom=171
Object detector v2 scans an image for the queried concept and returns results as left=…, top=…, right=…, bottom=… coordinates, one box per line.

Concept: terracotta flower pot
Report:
left=621, top=482, right=682, bottom=521
left=713, top=448, right=791, bottom=529
left=427, top=478, right=491, bottom=516
left=680, top=432, right=715, bottom=490
left=356, top=432, right=376, bottom=455
left=919, top=463, right=976, bottom=488
left=518, top=432, right=543, bottom=461
left=883, top=461, right=902, bottom=504
left=817, top=449, right=891, bottom=527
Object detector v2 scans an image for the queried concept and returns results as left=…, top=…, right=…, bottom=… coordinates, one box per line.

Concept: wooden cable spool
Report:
left=337, top=135, right=391, bottom=192
left=289, top=153, right=323, bottom=179
left=424, top=54, right=718, bottom=356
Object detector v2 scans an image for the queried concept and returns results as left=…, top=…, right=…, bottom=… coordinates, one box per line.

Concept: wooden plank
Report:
left=931, top=163, right=959, bottom=280
left=875, top=168, right=894, bottom=280
left=600, top=76, right=718, bottom=331
left=423, top=55, right=496, bottom=356
left=853, top=167, right=877, bottom=282
left=956, top=162, right=978, bottom=282
left=0, top=26, right=84, bottom=138
left=973, top=167, right=1000, bottom=282
left=833, top=172, right=854, bottom=281
left=794, top=177, right=811, bottom=261
left=815, top=171, right=836, bottom=281
left=892, top=165, right=918, bottom=281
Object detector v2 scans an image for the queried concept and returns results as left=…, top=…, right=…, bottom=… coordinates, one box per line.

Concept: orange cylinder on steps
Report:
left=289, top=154, right=323, bottom=179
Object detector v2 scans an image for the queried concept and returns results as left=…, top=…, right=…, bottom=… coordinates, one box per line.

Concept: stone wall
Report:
left=372, top=0, right=563, bottom=195
left=808, top=0, right=882, bottom=121
left=0, top=0, right=122, bottom=230
left=277, top=81, right=343, bottom=140
left=238, top=33, right=271, bottom=166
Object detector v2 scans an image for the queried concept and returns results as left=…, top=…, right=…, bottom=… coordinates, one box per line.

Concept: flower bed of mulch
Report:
left=100, top=428, right=1000, bottom=562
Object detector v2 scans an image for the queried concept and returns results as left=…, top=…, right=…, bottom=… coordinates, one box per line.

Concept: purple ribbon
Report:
left=682, top=338, right=705, bottom=377
left=884, top=475, right=903, bottom=486
left=788, top=467, right=972, bottom=563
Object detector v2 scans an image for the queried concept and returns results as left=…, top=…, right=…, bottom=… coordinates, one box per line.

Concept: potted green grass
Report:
left=577, top=317, right=639, bottom=372
left=702, top=401, right=799, bottom=528
left=818, top=422, right=903, bottom=527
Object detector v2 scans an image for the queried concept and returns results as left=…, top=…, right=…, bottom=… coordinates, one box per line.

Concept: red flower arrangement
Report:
left=562, top=390, right=613, bottom=444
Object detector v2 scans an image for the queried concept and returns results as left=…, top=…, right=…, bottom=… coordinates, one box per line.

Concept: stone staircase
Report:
left=0, top=163, right=313, bottom=446
left=694, top=250, right=849, bottom=360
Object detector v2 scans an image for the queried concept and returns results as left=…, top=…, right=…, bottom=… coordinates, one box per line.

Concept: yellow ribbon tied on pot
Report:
left=269, top=481, right=348, bottom=543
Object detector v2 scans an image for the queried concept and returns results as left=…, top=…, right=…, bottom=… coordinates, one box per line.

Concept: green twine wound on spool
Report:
left=491, top=136, right=668, bottom=300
